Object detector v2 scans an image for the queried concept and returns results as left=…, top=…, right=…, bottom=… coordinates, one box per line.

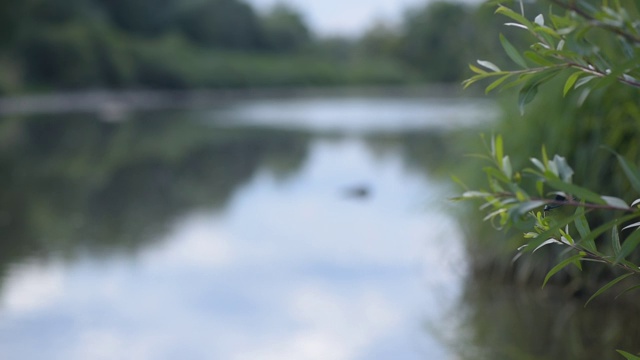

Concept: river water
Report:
left=1, top=92, right=637, bottom=359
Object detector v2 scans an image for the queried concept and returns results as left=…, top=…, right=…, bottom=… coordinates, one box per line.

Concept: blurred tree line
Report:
left=0, top=0, right=517, bottom=93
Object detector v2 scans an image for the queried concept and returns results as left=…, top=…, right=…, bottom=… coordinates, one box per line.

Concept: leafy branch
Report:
left=460, top=1, right=640, bottom=358
left=464, top=2, right=640, bottom=113
left=454, top=134, right=640, bottom=304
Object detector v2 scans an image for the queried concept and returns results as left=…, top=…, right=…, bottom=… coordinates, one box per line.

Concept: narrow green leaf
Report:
left=542, top=253, right=585, bottom=288
left=617, top=350, right=640, bottom=360
left=461, top=191, right=492, bottom=198
left=615, top=229, right=640, bottom=263
left=585, top=273, right=634, bottom=307
left=483, top=166, right=510, bottom=183
left=601, top=196, right=630, bottom=209
left=577, top=213, right=640, bottom=253
left=574, top=206, right=591, bottom=238
left=523, top=51, right=555, bottom=66
left=502, top=156, right=512, bottom=179
left=469, top=64, right=487, bottom=74
left=535, top=25, right=560, bottom=39
left=612, top=225, right=622, bottom=255
left=542, top=145, right=549, bottom=166
left=477, top=60, right=501, bottom=72
left=510, top=200, right=546, bottom=217
left=616, top=284, right=640, bottom=299
left=552, top=155, right=574, bottom=183
left=518, top=82, right=539, bottom=115
left=545, top=177, right=607, bottom=205
left=499, top=33, right=527, bottom=68
left=523, top=212, right=586, bottom=253
left=485, top=74, right=512, bottom=94
left=494, top=135, right=504, bottom=168
left=496, top=5, right=535, bottom=30
left=530, top=157, right=545, bottom=172
left=563, top=71, right=583, bottom=96
left=532, top=238, right=562, bottom=253
left=514, top=68, right=563, bottom=115
left=575, top=75, right=596, bottom=89
left=622, top=222, right=640, bottom=231
left=613, top=152, right=640, bottom=194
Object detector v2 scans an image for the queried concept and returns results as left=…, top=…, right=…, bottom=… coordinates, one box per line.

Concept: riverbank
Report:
left=0, top=84, right=477, bottom=119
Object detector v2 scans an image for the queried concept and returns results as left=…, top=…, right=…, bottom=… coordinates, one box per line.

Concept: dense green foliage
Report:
left=0, top=0, right=527, bottom=93
left=461, top=0, right=640, bottom=316
left=457, top=2, right=640, bottom=356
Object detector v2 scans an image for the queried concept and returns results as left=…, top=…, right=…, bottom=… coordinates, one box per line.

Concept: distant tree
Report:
left=97, top=0, right=180, bottom=37
left=27, top=0, right=94, bottom=25
left=261, top=4, right=311, bottom=52
left=400, top=1, right=473, bottom=82
left=358, top=21, right=402, bottom=59
left=178, top=0, right=265, bottom=50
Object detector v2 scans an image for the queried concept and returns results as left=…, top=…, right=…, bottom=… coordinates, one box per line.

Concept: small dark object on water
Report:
left=342, top=185, right=371, bottom=199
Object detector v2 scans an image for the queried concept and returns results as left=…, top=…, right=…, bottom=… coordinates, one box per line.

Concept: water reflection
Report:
left=210, top=95, right=497, bottom=134
left=451, top=278, right=640, bottom=360
left=0, top=97, right=474, bottom=359
left=0, top=113, right=309, bottom=262
left=3, top=94, right=640, bottom=359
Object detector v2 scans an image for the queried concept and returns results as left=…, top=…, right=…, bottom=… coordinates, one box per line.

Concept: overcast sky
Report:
left=246, top=0, right=484, bottom=37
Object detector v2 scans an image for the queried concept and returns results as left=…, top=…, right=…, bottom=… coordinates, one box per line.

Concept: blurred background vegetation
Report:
left=4, top=0, right=640, bottom=294
left=0, top=0, right=523, bottom=93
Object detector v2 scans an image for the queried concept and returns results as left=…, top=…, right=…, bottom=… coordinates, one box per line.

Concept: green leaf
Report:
left=483, top=166, right=510, bottom=183
left=477, top=60, right=501, bottom=72
left=496, top=5, right=535, bottom=30
left=461, top=191, right=492, bottom=198
left=493, top=134, right=504, bottom=167
left=617, top=350, right=640, bottom=360
left=575, top=75, right=597, bottom=89
left=585, top=273, right=634, bottom=307
left=510, top=200, right=546, bottom=217
left=601, top=196, right=630, bottom=209
left=499, top=33, right=527, bottom=68
left=530, top=157, right=546, bottom=172
left=518, top=81, right=539, bottom=115
left=469, top=64, right=487, bottom=74
left=622, top=222, right=640, bottom=231
left=577, top=213, right=640, bottom=253
left=515, top=68, right=563, bottom=115
left=502, top=156, right=512, bottom=179
left=616, top=284, right=640, bottom=299
left=613, top=152, right=640, bottom=194
left=485, top=74, right=512, bottom=94
left=523, top=212, right=586, bottom=253
left=615, top=228, right=640, bottom=263
left=523, top=51, right=555, bottom=66
left=552, top=155, right=574, bottom=183
left=574, top=206, right=591, bottom=238
left=563, top=71, right=583, bottom=96
left=612, top=225, right=622, bottom=256
left=542, top=253, right=585, bottom=288
left=544, top=177, right=607, bottom=205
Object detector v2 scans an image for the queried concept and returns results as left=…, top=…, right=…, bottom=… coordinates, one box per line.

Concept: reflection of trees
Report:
left=449, top=277, right=640, bottom=360
left=0, top=112, right=309, bottom=266
left=363, top=130, right=470, bottom=179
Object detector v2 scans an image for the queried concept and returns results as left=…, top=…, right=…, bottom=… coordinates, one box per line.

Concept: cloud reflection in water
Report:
left=0, top=121, right=468, bottom=359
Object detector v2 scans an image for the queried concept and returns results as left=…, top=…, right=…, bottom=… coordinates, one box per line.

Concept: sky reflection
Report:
left=213, top=96, right=497, bottom=134
left=0, top=134, right=465, bottom=359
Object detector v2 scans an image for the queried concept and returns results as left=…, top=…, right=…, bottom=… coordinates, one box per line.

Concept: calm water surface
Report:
left=0, top=93, right=492, bottom=359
